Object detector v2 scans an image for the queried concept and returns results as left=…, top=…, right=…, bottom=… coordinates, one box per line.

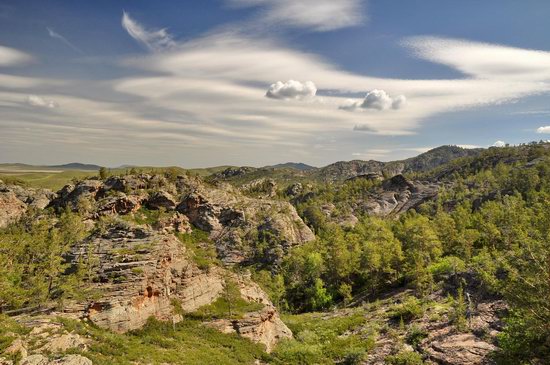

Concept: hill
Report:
left=265, top=162, right=316, bottom=171
left=1, top=142, right=550, bottom=364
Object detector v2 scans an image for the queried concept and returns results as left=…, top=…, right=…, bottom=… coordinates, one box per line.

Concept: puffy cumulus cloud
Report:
left=493, top=140, right=506, bottom=147
left=536, top=126, right=550, bottom=134
left=26, top=95, right=58, bottom=108
left=0, top=45, right=32, bottom=66
left=122, top=11, right=175, bottom=52
left=265, top=80, right=316, bottom=100
left=341, top=89, right=407, bottom=111
left=226, top=0, right=364, bottom=31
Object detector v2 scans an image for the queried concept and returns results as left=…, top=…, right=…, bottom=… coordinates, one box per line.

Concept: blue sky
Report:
left=1, top=0, right=550, bottom=167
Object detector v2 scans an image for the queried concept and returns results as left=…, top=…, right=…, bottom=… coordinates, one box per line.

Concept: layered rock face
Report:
left=67, top=225, right=291, bottom=350
left=0, top=180, right=56, bottom=228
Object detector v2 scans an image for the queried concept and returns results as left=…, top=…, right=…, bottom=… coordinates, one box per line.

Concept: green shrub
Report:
left=272, top=309, right=374, bottom=364
left=385, top=350, right=425, bottom=365
left=176, top=229, right=219, bottom=269
left=388, top=296, right=424, bottom=323
left=429, top=256, right=466, bottom=281
left=188, top=279, right=263, bottom=320
left=405, top=325, right=428, bottom=347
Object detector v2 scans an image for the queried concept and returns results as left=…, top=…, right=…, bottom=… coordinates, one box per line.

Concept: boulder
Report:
left=207, top=306, right=292, bottom=353
left=0, top=190, right=27, bottom=228
left=154, top=212, right=192, bottom=234
left=2, top=184, right=56, bottom=209
left=145, top=191, right=177, bottom=210
left=49, top=180, right=103, bottom=211
left=285, top=183, right=303, bottom=197
left=96, top=193, right=144, bottom=215
left=423, top=333, right=496, bottom=365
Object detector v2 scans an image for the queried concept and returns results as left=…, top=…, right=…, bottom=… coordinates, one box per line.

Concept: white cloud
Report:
left=457, top=144, right=482, bottom=149
left=0, top=45, right=32, bottom=66
left=265, top=80, right=316, bottom=100
left=121, top=11, right=176, bottom=52
left=47, top=27, right=84, bottom=54
left=536, top=126, right=550, bottom=134
left=404, top=36, right=550, bottom=81
left=227, top=0, right=364, bottom=31
left=26, top=95, right=58, bottom=108
left=493, top=140, right=506, bottom=147
left=340, top=89, right=407, bottom=111
left=353, top=124, right=376, bottom=132
left=5, top=16, right=550, bottom=167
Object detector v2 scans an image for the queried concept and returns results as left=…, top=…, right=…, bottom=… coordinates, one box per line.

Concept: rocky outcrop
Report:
left=145, top=191, right=177, bottom=210
left=240, top=178, right=277, bottom=198
left=0, top=190, right=27, bottom=228
left=21, top=355, right=92, bottom=365
left=419, top=300, right=505, bottom=365
left=214, top=167, right=256, bottom=179
left=65, top=225, right=291, bottom=350
left=285, top=182, right=303, bottom=197
left=0, top=182, right=56, bottom=227
left=361, top=175, right=439, bottom=217
left=96, top=193, right=144, bottom=215
left=154, top=212, right=192, bottom=234
left=207, top=306, right=292, bottom=353
left=0, top=318, right=91, bottom=365
left=177, top=184, right=314, bottom=265
left=49, top=180, right=103, bottom=211
left=423, top=332, right=496, bottom=365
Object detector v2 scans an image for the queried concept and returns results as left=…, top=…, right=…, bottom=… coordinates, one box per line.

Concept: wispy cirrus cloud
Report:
left=3, top=8, right=550, bottom=167
left=47, top=27, right=84, bottom=55
left=26, top=95, right=58, bottom=108
left=226, top=0, right=365, bottom=31
left=122, top=11, right=176, bottom=52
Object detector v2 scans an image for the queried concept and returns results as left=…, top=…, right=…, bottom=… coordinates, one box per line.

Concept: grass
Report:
left=270, top=309, right=376, bottom=364
left=176, top=229, right=219, bottom=270
left=387, top=296, right=424, bottom=323
left=0, top=170, right=93, bottom=190
left=55, top=317, right=269, bottom=365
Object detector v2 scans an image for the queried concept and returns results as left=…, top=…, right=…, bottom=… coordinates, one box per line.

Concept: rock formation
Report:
left=0, top=181, right=56, bottom=228
left=65, top=225, right=291, bottom=350
left=361, top=175, right=440, bottom=217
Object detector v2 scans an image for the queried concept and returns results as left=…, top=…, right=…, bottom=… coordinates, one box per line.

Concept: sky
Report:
left=1, top=0, right=550, bottom=168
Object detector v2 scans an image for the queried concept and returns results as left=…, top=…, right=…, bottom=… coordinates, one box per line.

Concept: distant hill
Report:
left=0, top=162, right=101, bottom=172
left=306, top=145, right=484, bottom=182
left=266, top=162, right=316, bottom=171
left=48, top=163, right=102, bottom=171
left=399, top=145, right=483, bottom=173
